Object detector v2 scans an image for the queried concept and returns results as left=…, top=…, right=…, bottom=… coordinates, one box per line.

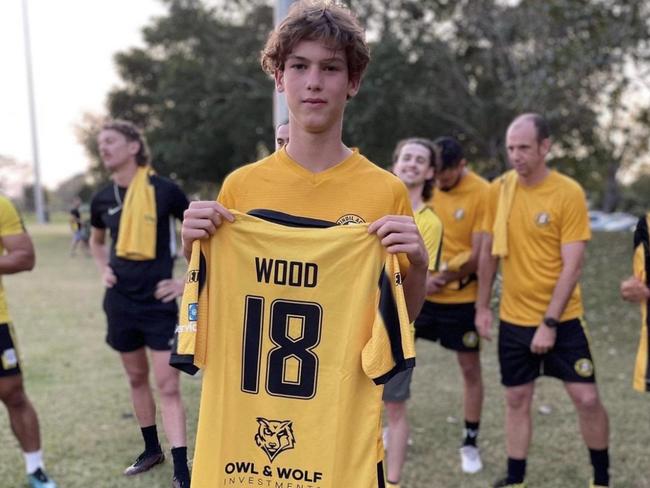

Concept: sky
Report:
left=0, top=0, right=167, bottom=189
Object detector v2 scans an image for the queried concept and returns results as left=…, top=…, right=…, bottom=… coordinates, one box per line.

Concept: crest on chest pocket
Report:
left=535, top=212, right=551, bottom=227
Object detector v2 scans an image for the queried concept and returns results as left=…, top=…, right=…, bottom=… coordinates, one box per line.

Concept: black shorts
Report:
left=414, top=301, right=480, bottom=352
left=103, top=289, right=178, bottom=353
left=0, top=323, right=21, bottom=377
left=382, top=367, right=414, bottom=402
left=499, top=318, right=596, bottom=387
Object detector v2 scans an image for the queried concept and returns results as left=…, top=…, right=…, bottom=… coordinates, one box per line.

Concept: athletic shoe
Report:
left=172, top=476, right=191, bottom=488
left=123, top=450, right=165, bottom=476
left=493, top=477, right=526, bottom=487
left=459, top=445, right=483, bottom=474
left=27, top=468, right=57, bottom=488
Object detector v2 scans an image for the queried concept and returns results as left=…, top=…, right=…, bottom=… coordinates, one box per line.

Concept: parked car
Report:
left=588, top=210, right=637, bottom=232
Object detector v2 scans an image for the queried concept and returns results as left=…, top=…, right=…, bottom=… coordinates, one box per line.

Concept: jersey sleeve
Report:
left=170, top=183, right=190, bottom=221
left=170, top=240, right=209, bottom=375
left=560, top=185, right=591, bottom=244
left=481, top=180, right=499, bottom=235
left=392, top=181, right=414, bottom=275
left=472, top=183, right=488, bottom=234
left=418, top=210, right=443, bottom=272
left=90, top=194, right=106, bottom=229
left=361, top=253, right=416, bottom=385
left=0, top=197, right=25, bottom=236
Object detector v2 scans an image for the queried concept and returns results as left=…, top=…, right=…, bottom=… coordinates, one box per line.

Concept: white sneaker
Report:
left=460, top=445, right=483, bottom=474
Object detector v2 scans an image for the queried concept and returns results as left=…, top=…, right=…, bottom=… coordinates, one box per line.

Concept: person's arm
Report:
left=530, top=240, right=586, bottom=354
left=431, top=232, right=484, bottom=290
left=368, top=215, right=428, bottom=321
left=181, top=201, right=234, bottom=261
left=0, top=233, right=35, bottom=274
left=89, top=227, right=116, bottom=287
left=475, top=233, right=497, bottom=340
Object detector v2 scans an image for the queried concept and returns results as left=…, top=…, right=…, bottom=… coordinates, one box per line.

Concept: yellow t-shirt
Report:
left=413, top=206, right=444, bottom=299
left=429, top=170, right=488, bottom=303
left=218, top=148, right=413, bottom=271
left=172, top=211, right=414, bottom=488
left=484, top=170, right=591, bottom=325
left=0, top=196, right=26, bottom=323
left=632, top=214, right=650, bottom=392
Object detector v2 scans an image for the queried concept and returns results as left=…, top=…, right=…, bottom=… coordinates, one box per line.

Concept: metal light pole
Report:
left=22, top=0, right=46, bottom=223
left=273, top=0, right=295, bottom=128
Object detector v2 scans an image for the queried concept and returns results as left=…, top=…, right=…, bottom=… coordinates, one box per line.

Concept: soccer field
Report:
left=0, top=222, right=647, bottom=487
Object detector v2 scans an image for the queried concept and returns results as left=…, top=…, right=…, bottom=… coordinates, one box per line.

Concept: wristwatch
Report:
left=543, top=317, right=560, bottom=328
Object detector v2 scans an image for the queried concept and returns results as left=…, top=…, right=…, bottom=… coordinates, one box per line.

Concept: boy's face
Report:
left=275, top=40, right=360, bottom=134
left=392, top=143, right=434, bottom=189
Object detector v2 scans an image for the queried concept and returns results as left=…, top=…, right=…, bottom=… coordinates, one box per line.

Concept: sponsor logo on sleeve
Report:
left=188, top=303, right=198, bottom=321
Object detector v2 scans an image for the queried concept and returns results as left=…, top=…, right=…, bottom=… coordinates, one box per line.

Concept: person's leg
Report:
left=120, top=348, right=165, bottom=476
left=564, top=382, right=610, bottom=486
left=0, top=374, right=40, bottom=452
left=497, top=382, right=535, bottom=485
left=151, top=349, right=189, bottom=485
left=120, top=348, right=156, bottom=428
left=384, top=401, right=409, bottom=486
left=457, top=350, right=484, bottom=474
left=457, top=350, right=483, bottom=438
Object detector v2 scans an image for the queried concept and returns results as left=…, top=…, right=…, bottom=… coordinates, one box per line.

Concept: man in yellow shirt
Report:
left=620, top=214, right=650, bottom=392
left=476, top=113, right=610, bottom=488
left=383, top=138, right=443, bottom=488
left=0, top=196, right=57, bottom=488
left=421, top=136, right=488, bottom=474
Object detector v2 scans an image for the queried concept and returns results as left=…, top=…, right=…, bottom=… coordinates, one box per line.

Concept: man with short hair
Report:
left=418, top=136, right=488, bottom=474
left=383, top=137, right=443, bottom=488
left=0, top=195, right=57, bottom=488
left=476, top=113, right=610, bottom=488
left=275, top=121, right=289, bottom=149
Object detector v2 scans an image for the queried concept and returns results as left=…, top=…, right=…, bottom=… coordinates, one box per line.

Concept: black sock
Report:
left=506, top=457, right=526, bottom=484
left=140, top=425, right=161, bottom=454
left=463, top=420, right=480, bottom=447
left=589, top=448, right=609, bottom=486
left=171, top=446, right=190, bottom=480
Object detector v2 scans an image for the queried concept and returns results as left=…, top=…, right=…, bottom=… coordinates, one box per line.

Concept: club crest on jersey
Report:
left=454, top=208, right=465, bottom=221
left=1, top=348, right=18, bottom=369
left=462, top=331, right=479, bottom=348
left=535, top=212, right=551, bottom=226
left=188, top=303, right=198, bottom=321
left=255, top=417, right=295, bottom=462
left=574, top=358, right=594, bottom=378
left=336, top=214, right=365, bottom=225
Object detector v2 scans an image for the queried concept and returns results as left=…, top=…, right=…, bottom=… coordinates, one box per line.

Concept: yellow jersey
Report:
left=0, top=196, right=26, bottom=323
left=413, top=205, right=443, bottom=274
left=484, top=170, right=590, bottom=325
left=429, top=170, right=488, bottom=303
left=217, top=147, right=413, bottom=271
left=171, top=211, right=414, bottom=488
left=632, top=214, right=650, bottom=392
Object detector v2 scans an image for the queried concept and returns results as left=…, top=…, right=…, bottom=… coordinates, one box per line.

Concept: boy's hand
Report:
left=368, top=215, right=428, bottom=269
left=182, top=201, right=234, bottom=259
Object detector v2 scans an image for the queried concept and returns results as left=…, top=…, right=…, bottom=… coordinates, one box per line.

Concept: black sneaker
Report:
left=123, top=450, right=165, bottom=476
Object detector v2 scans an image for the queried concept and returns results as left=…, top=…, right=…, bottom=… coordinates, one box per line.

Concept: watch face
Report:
left=544, top=318, right=559, bottom=328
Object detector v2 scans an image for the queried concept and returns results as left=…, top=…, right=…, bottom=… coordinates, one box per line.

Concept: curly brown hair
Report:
left=101, top=119, right=150, bottom=166
left=260, top=1, right=370, bottom=84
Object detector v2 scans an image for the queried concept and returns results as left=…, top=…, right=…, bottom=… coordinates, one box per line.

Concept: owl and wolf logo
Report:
left=255, top=417, right=296, bottom=462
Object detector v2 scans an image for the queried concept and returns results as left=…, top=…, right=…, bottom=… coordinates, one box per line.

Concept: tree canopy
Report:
left=78, top=0, right=650, bottom=208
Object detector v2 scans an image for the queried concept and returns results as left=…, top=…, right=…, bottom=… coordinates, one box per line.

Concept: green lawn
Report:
left=0, top=223, right=647, bottom=487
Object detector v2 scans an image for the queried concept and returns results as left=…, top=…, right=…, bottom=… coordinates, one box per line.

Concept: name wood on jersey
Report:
left=255, top=257, right=318, bottom=288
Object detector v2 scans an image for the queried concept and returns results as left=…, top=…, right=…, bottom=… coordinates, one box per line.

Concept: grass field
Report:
left=0, top=221, right=648, bottom=487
